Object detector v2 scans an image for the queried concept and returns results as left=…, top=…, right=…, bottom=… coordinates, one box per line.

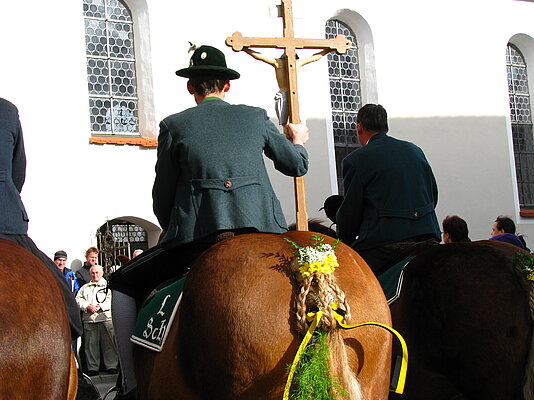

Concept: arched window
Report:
left=83, top=0, right=139, bottom=136
left=97, top=219, right=149, bottom=269
left=506, top=43, right=534, bottom=208
left=325, top=19, right=362, bottom=193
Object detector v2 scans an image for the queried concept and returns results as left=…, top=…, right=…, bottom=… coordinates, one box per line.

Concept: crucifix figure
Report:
left=226, top=0, right=352, bottom=231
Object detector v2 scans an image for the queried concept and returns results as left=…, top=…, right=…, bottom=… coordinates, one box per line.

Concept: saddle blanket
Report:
left=377, top=257, right=414, bottom=305
left=131, top=277, right=185, bottom=352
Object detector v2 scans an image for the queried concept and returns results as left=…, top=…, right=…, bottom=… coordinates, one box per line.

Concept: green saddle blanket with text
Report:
left=131, top=277, right=185, bottom=352
left=377, top=257, right=414, bottom=304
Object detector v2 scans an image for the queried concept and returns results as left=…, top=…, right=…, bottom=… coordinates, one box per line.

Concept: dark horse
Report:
left=389, top=240, right=533, bottom=400
left=134, top=231, right=395, bottom=399
left=298, top=221, right=534, bottom=400
left=0, top=238, right=77, bottom=400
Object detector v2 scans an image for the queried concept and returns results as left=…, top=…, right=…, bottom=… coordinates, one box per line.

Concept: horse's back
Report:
left=391, top=240, right=532, bottom=400
left=0, top=238, right=71, bottom=399
left=176, top=232, right=392, bottom=399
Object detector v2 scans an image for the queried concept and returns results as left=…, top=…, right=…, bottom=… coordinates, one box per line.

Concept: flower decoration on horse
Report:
left=284, top=234, right=350, bottom=334
left=286, top=234, right=340, bottom=279
left=513, top=251, right=534, bottom=281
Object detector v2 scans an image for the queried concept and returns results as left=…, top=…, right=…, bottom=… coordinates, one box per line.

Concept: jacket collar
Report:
left=368, top=132, right=388, bottom=143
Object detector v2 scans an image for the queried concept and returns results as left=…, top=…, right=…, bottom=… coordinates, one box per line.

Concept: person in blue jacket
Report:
left=54, top=250, right=80, bottom=294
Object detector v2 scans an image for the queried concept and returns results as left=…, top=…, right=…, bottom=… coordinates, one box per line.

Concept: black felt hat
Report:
left=176, top=45, right=240, bottom=80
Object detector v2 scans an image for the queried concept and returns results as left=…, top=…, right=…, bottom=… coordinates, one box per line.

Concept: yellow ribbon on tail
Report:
left=331, top=308, right=408, bottom=394
left=283, top=310, right=323, bottom=400
left=283, top=308, right=408, bottom=399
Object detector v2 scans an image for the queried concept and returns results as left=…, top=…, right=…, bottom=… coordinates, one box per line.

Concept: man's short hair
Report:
left=89, top=264, right=103, bottom=273
left=85, top=246, right=99, bottom=257
left=356, top=104, right=389, bottom=133
left=442, top=215, right=470, bottom=242
left=188, top=77, right=227, bottom=97
left=495, top=215, right=516, bottom=234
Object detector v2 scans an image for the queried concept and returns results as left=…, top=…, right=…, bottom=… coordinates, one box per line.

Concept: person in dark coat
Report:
left=333, top=104, right=441, bottom=274
left=0, top=97, right=82, bottom=339
left=76, top=246, right=99, bottom=287
left=109, top=45, right=310, bottom=399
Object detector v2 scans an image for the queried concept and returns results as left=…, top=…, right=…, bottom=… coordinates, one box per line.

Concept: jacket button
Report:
left=224, top=180, right=232, bottom=188
left=413, top=211, right=419, bottom=217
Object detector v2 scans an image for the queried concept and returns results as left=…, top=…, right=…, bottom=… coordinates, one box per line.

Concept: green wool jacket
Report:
left=336, top=133, right=441, bottom=250
left=153, top=98, right=308, bottom=248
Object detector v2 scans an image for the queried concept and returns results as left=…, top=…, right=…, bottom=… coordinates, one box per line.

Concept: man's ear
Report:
left=223, top=81, right=231, bottom=92
left=187, top=81, right=195, bottom=95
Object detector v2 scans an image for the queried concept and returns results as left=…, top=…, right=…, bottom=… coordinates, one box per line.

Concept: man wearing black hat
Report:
left=109, top=45, right=309, bottom=399
left=0, top=97, right=82, bottom=340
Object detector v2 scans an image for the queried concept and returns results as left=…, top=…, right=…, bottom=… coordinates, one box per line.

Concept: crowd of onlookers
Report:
left=441, top=214, right=529, bottom=251
left=53, top=246, right=143, bottom=377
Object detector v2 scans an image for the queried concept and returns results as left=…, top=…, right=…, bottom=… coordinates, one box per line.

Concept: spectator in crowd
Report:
left=442, top=215, right=471, bottom=243
left=491, top=215, right=516, bottom=237
left=75, top=264, right=118, bottom=376
left=76, top=247, right=99, bottom=287
left=490, top=215, right=529, bottom=251
left=54, top=250, right=80, bottom=294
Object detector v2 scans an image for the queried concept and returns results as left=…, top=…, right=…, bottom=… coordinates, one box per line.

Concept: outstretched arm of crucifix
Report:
left=297, top=48, right=332, bottom=68
left=243, top=48, right=279, bottom=67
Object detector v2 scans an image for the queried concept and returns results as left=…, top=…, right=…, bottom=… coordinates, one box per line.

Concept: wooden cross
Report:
left=226, top=0, right=351, bottom=231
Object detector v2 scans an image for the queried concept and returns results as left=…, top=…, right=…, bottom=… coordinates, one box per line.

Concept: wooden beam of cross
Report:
left=226, top=0, right=352, bottom=231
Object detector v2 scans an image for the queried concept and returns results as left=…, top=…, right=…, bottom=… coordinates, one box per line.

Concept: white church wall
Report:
left=0, top=0, right=159, bottom=265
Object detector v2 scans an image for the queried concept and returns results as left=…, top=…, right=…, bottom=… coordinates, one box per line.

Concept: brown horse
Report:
left=388, top=240, right=534, bottom=400
left=0, top=238, right=77, bottom=400
left=134, top=231, right=395, bottom=399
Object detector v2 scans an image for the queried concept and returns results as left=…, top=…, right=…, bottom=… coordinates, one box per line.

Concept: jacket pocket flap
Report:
left=377, top=202, right=435, bottom=220
left=192, top=176, right=259, bottom=192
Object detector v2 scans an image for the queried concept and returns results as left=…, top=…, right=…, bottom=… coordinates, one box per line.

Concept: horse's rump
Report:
left=391, top=240, right=533, bottom=400
left=139, top=232, right=393, bottom=400
left=0, top=238, right=73, bottom=399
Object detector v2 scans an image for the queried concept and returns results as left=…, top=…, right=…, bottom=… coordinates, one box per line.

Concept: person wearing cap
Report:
left=0, top=97, right=82, bottom=340
left=54, top=250, right=80, bottom=294
left=109, top=45, right=309, bottom=399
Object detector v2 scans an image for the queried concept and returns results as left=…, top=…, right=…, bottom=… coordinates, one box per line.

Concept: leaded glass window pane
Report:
left=83, top=0, right=139, bottom=135
left=326, top=20, right=362, bottom=193
left=507, top=44, right=534, bottom=207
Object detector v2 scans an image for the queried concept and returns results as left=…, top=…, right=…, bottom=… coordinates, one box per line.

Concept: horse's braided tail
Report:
left=295, top=276, right=313, bottom=334
left=327, top=274, right=352, bottom=324
left=316, top=273, right=337, bottom=331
